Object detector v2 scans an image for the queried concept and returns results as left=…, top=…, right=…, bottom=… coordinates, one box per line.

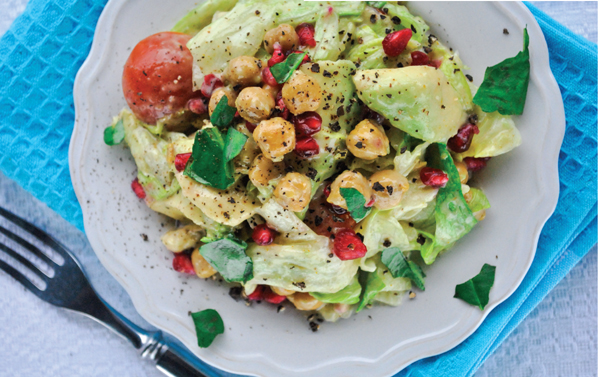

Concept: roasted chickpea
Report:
left=208, top=87, right=237, bottom=116
left=224, top=56, right=263, bottom=87
left=253, top=117, right=296, bottom=162
left=346, top=119, right=390, bottom=160
left=369, top=170, right=409, bottom=210
left=463, top=188, right=473, bottom=203
left=191, top=248, right=217, bottom=278
left=236, top=87, right=275, bottom=123
left=474, top=209, right=486, bottom=221
left=455, top=160, right=469, bottom=184
left=271, top=286, right=295, bottom=296
left=273, top=172, right=312, bottom=212
left=287, top=292, right=323, bottom=311
left=262, top=83, right=280, bottom=101
left=282, top=72, right=322, bottom=115
left=160, top=225, right=204, bottom=252
left=327, top=170, right=373, bottom=210
left=263, top=24, right=300, bottom=54
left=249, top=154, right=285, bottom=187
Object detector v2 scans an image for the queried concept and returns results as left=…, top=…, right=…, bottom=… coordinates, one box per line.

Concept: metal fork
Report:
left=0, top=206, right=209, bottom=377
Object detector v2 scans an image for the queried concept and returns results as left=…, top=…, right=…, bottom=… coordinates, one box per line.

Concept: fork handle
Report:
left=156, top=342, right=209, bottom=377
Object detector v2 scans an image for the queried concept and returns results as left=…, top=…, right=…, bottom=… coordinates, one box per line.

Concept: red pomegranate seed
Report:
left=200, top=73, right=223, bottom=98
left=245, top=121, right=257, bottom=133
left=295, top=137, right=320, bottom=158
left=186, top=98, right=206, bottom=114
left=174, top=153, right=192, bottom=172
left=323, top=183, right=331, bottom=198
left=382, top=28, right=412, bottom=57
left=262, top=67, right=279, bottom=86
left=247, top=285, right=265, bottom=301
left=333, top=229, right=367, bottom=260
left=291, top=111, right=322, bottom=137
left=131, top=178, right=146, bottom=199
left=252, top=224, right=277, bottom=246
left=420, top=167, right=449, bottom=188
left=428, top=59, right=442, bottom=68
left=268, top=42, right=286, bottom=66
left=296, top=23, right=316, bottom=47
left=365, top=197, right=375, bottom=208
left=276, top=91, right=289, bottom=120
left=447, top=123, right=480, bottom=153
left=410, top=51, right=430, bottom=66
left=263, top=288, right=287, bottom=304
left=172, top=253, right=195, bottom=275
left=463, top=157, right=490, bottom=172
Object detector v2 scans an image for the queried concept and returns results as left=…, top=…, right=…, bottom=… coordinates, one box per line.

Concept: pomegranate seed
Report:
left=295, top=137, right=320, bottom=158
left=330, top=205, right=347, bottom=215
left=263, top=288, right=287, bottom=304
left=247, top=285, right=265, bottom=301
left=276, top=91, right=289, bottom=120
left=268, top=42, right=286, bottom=66
left=200, top=73, right=223, bottom=98
left=262, top=67, right=279, bottom=86
left=420, top=167, right=449, bottom=188
left=410, top=51, right=430, bottom=66
left=174, top=153, right=192, bottom=172
left=245, top=121, right=257, bottom=133
left=463, top=157, right=490, bottom=172
left=296, top=23, right=316, bottom=47
left=428, top=59, right=442, bottom=68
left=323, top=183, right=331, bottom=198
left=252, top=224, right=277, bottom=245
left=291, top=111, right=322, bottom=137
left=131, top=178, right=146, bottom=199
left=186, top=98, right=206, bottom=114
left=382, top=28, right=412, bottom=57
left=172, top=253, right=195, bottom=274
left=333, top=229, right=367, bottom=260
left=447, top=123, right=480, bottom=153
left=365, top=197, right=375, bottom=208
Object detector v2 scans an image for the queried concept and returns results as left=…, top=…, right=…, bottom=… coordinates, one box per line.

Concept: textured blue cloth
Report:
left=0, top=1, right=596, bottom=376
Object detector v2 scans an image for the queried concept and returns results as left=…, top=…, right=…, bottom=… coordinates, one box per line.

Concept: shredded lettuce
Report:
left=172, top=0, right=239, bottom=35
left=310, top=275, right=361, bottom=304
left=466, top=187, right=491, bottom=213
left=460, top=106, right=522, bottom=158
left=357, top=257, right=412, bottom=311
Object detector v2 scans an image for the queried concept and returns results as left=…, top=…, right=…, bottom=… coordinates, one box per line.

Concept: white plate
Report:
left=70, top=2, right=564, bottom=376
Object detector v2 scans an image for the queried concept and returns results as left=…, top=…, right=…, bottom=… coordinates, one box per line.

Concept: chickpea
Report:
left=191, top=248, right=217, bottom=278
left=271, top=286, right=295, bottom=296
left=273, top=172, right=312, bottom=212
left=208, top=87, right=237, bottom=116
left=282, top=72, right=322, bottom=115
left=369, top=170, right=409, bottom=210
left=262, top=83, right=280, bottom=101
left=455, top=160, right=469, bottom=184
left=346, top=119, right=390, bottom=160
left=249, top=154, right=285, bottom=187
left=263, top=24, right=300, bottom=54
left=287, top=292, right=323, bottom=311
left=160, top=225, right=204, bottom=252
left=327, top=170, right=372, bottom=210
left=474, top=209, right=486, bottom=221
left=224, top=56, right=262, bottom=87
left=236, top=87, right=275, bottom=123
left=253, top=117, right=296, bottom=162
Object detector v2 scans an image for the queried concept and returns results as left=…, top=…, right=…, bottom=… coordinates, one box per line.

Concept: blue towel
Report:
left=0, top=1, right=596, bottom=376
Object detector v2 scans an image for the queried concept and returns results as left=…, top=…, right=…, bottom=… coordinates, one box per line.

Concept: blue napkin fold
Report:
left=0, top=1, right=596, bottom=376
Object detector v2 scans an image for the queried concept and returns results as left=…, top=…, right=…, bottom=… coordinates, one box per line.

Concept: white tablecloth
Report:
left=0, top=2, right=596, bottom=376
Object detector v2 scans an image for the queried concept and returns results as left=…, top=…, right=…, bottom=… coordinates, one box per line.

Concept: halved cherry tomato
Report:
left=122, top=32, right=196, bottom=125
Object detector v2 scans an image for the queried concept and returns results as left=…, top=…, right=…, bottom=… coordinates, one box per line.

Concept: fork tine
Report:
left=0, top=225, right=56, bottom=266
left=0, top=258, right=43, bottom=293
left=0, top=242, right=49, bottom=280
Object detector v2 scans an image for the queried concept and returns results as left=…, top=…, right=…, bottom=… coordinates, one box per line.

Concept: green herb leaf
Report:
left=199, top=236, right=253, bottom=283
left=473, top=28, right=530, bottom=115
left=454, top=264, right=496, bottom=310
left=224, top=127, right=248, bottom=162
left=381, top=247, right=426, bottom=290
left=103, top=119, right=125, bottom=146
left=210, top=95, right=237, bottom=129
left=356, top=269, right=385, bottom=312
left=340, top=187, right=372, bottom=222
left=191, top=309, right=224, bottom=348
left=271, top=52, right=307, bottom=84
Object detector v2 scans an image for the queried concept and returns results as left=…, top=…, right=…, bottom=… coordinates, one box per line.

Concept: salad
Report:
left=105, top=0, right=528, bottom=340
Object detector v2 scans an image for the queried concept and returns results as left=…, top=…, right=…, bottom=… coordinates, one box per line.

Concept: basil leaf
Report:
left=340, top=187, right=372, bottom=222
left=381, top=247, right=426, bottom=290
left=210, top=95, right=237, bottom=129
left=224, top=127, right=248, bottom=162
left=454, top=264, right=496, bottom=310
left=473, top=28, right=530, bottom=115
left=104, top=119, right=125, bottom=146
left=199, top=236, right=253, bottom=283
left=184, top=127, right=235, bottom=189
left=271, top=52, right=307, bottom=84
left=191, top=309, right=224, bottom=348
left=356, top=269, right=385, bottom=312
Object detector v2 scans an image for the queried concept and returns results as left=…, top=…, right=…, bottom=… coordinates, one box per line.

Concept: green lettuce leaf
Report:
left=357, top=257, right=412, bottom=311
left=172, top=0, right=239, bottom=35
left=310, top=275, right=361, bottom=304
left=357, top=268, right=385, bottom=312
left=454, top=264, right=496, bottom=310
left=199, top=236, right=253, bottom=283
left=191, top=309, right=225, bottom=348
left=460, top=106, right=522, bottom=158
left=466, top=187, right=491, bottom=213
left=473, top=28, right=530, bottom=115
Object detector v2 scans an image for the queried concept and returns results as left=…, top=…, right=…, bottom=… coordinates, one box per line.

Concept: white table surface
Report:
left=0, top=1, right=596, bottom=376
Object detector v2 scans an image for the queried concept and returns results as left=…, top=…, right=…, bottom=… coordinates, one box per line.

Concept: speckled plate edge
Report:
left=69, top=1, right=564, bottom=376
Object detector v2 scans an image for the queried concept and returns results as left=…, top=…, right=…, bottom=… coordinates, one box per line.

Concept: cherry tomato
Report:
left=122, top=32, right=196, bottom=125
